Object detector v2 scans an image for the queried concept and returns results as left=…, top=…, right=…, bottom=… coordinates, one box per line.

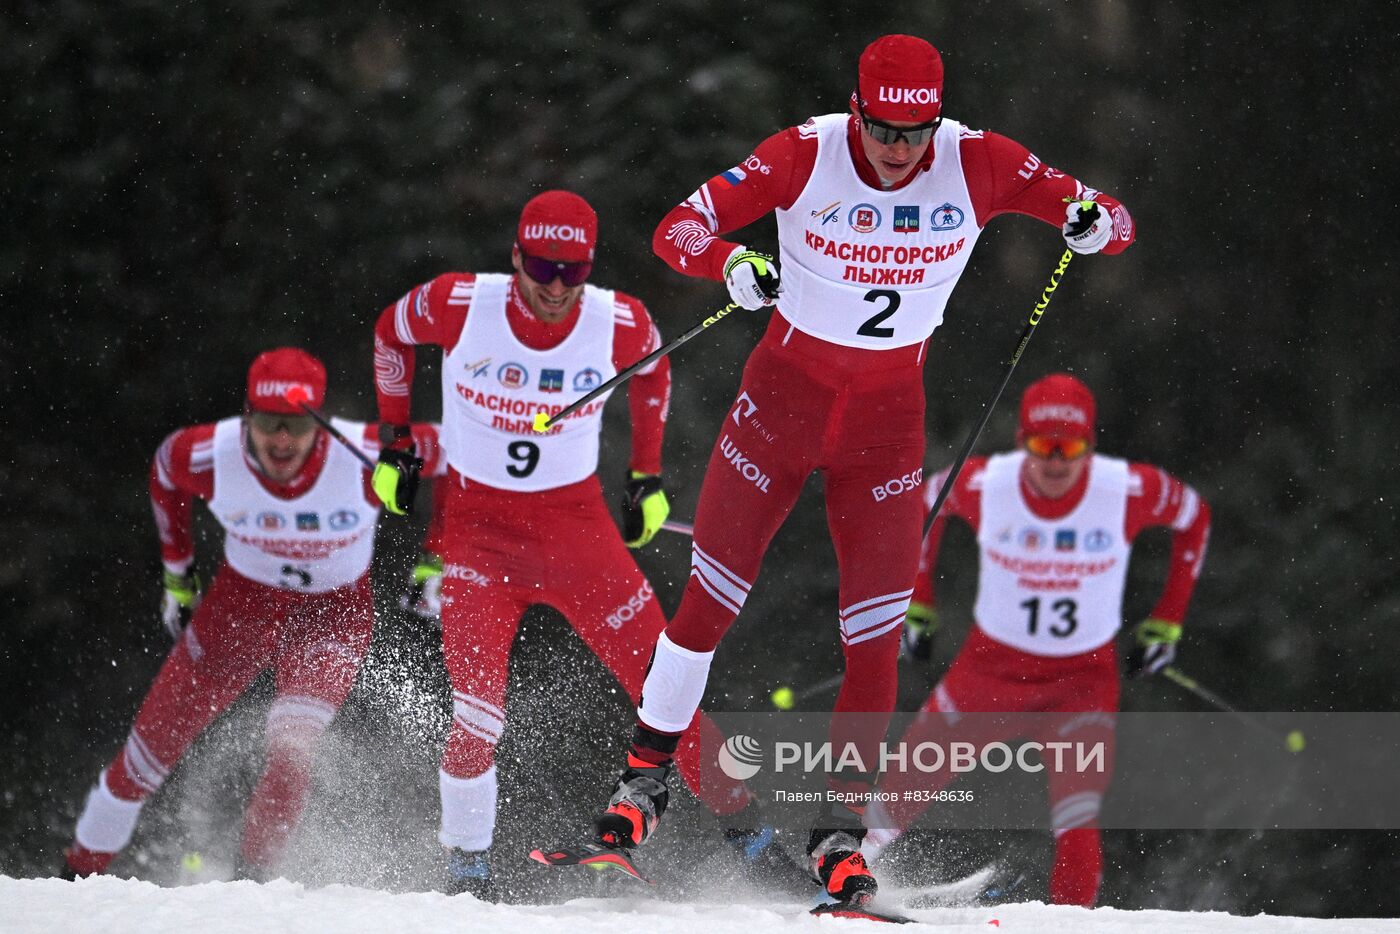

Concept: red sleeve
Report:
left=960, top=128, right=1135, bottom=254
left=912, top=458, right=987, bottom=608
left=373, top=273, right=472, bottom=425
left=1125, top=462, right=1211, bottom=624
left=612, top=292, right=670, bottom=475
left=151, top=424, right=216, bottom=572
left=652, top=125, right=817, bottom=281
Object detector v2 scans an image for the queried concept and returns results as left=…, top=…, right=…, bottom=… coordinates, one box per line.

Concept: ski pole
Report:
left=1162, top=666, right=1306, bottom=753
left=281, top=387, right=376, bottom=470
left=660, top=519, right=694, bottom=537
left=532, top=302, right=740, bottom=434
left=922, top=244, right=1076, bottom=538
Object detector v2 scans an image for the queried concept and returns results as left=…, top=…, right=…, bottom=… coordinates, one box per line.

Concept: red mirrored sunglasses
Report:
left=519, top=251, right=592, bottom=288
left=1024, top=435, right=1090, bottom=460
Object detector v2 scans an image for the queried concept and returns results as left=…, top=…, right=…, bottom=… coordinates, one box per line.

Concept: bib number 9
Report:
left=857, top=289, right=901, bottom=339
left=507, top=440, right=540, bottom=478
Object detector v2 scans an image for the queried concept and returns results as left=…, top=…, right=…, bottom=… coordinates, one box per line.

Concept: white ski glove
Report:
left=723, top=247, right=781, bottom=310
left=1062, top=200, right=1113, bottom=255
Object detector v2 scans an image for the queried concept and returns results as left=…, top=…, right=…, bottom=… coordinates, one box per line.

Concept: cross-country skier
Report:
left=590, top=34, right=1136, bottom=907
left=863, top=373, right=1211, bottom=905
left=368, top=190, right=758, bottom=899
left=62, top=348, right=444, bottom=881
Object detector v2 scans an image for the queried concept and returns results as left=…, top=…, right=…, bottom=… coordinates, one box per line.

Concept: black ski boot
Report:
left=595, top=762, right=671, bottom=849
left=723, top=803, right=813, bottom=895
left=446, top=848, right=499, bottom=901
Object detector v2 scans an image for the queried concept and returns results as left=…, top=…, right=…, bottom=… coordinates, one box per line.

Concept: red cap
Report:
left=855, top=34, right=944, bottom=123
left=516, top=190, right=598, bottom=263
left=1018, top=373, right=1096, bottom=442
left=246, top=347, right=326, bottom=414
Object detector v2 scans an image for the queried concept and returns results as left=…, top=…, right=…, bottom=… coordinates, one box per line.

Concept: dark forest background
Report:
left=3, top=0, right=1398, bottom=917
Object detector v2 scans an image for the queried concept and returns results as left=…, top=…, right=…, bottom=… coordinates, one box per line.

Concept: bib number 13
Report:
left=857, top=289, right=901, bottom=338
left=1021, top=597, right=1078, bottom=638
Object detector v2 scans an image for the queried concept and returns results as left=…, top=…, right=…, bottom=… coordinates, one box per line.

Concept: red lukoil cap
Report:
left=856, top=34, right=944, bottom=123
left=517, top=190, right=598, bottom=263
left=1019, top=373, right=1097, bottom=441
left=246, top=347, right=326, bottom=414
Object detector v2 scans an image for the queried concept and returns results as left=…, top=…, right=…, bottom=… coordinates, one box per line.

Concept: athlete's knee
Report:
left=263, top=694, right=337, bottom=765
left=838, top=589, right=912, bottom=651
left=443, top=692, right=505, bottom=777
left=108, top=730, right=171, bottom=800
left=680, top=542, right=754, bottom=642
left=1051, top=790, right=1104, bottom=833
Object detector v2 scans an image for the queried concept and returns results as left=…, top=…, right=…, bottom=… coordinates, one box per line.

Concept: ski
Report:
left=528, top=843, right=650, bottom=882
left=811, top=902, right=913, bottom=924
left=901, top=862, right=1026, bottom=909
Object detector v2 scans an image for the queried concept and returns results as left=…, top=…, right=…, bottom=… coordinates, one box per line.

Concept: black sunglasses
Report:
left=519, top=250, right=592, bottom=288
left=855, top=74, right=941, bottom=146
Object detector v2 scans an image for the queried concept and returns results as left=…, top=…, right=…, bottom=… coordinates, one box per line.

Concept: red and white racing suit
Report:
left=373, top=272, right=751, bottom=854
left=867, top=452, right=1211, bottom=904
left=70, top=418, right=442, bottom=874
left=636, top=113, right=1136, bottom=785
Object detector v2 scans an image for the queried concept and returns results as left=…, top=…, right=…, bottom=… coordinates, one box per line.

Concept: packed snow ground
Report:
left=5, top=876, right=1397, bottom=934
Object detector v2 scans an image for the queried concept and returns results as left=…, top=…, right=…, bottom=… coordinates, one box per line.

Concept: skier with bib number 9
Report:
left=62, top=348, right=444, bottom=882
left=594, top=34, right=1136, bottom=908
left=368, top=191, right=758, bottom=899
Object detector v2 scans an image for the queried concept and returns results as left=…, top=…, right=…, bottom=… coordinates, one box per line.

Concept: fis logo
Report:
left=893, top=205, right=920, bottom=233
left=465, top=357, right=491, bottom=379
left=811, top=201, right=841, bottom=226
left=539, top=369, right=564, bottom=392
left=871, top=468, right=924, bottom=502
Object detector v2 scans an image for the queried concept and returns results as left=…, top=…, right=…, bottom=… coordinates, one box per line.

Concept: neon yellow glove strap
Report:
left=1136, top=617, right=1182, bottom=646
left=905, top=600, right=939, bottom=633
left=372, top=463, right=407, bottom=516
left=625, top=471, right=670, bottom=548
left=724, top=249, right=772, bottom=279
left=162, top=570, right=200, bottom=609
left=413, top=553, right=444, bottom=584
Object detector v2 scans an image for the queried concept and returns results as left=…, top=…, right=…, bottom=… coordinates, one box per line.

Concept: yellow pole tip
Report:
left=1285, top=730, right=1305, bottom=753
left=532, top=412, right=551, bottom=433
left=771, top=686, right=795, bottom=710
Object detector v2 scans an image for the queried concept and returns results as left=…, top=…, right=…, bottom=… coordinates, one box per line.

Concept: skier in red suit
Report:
left=62, top=348, right=443, bottom=881
left=368, top=190, right=755, bottom=899
left=592, top=34, right=1136, bottom=907
left=862, top=373, right=1211, bottom=905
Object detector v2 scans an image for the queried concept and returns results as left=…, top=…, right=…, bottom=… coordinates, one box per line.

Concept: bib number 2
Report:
left=857, top=290, right=901, bottom=339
